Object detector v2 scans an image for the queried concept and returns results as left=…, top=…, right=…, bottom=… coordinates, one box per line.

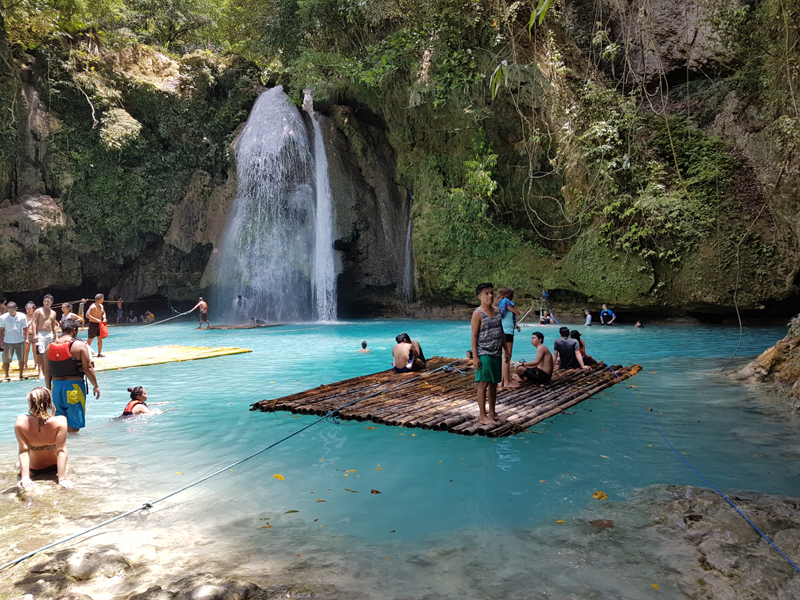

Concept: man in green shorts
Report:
left=470, top=283, right=510, bottom=426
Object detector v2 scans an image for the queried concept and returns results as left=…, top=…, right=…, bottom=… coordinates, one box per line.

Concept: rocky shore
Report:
left=734, top=316, right=800, bottom=415
left=1, top=474, right=798, bottom=599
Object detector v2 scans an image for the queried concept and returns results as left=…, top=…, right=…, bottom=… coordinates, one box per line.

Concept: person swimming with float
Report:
left=122, top=386, right=153, bottom=417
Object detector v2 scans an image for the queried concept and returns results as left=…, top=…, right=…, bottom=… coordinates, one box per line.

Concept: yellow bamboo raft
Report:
left=13, top=345, right=251, bottom=379
left=251, top=357, right=642, bottom=437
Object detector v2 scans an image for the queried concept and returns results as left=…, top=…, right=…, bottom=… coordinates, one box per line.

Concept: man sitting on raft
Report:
left=512, top=331, right=553, bottom=386
left=392, top=333, right=426, bottom=373
left=14, top=387, right=73, bottom=490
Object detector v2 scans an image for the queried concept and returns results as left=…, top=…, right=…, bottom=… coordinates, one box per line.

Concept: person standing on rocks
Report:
left=86, top=294, right=107, bottom=357
left=1, top=302, right=29, bottom=381
left=32, top=294, right=60, bottom=380
left=192, top=297, right=210, bottom=329
left=15, top=387, right=73, bottom=490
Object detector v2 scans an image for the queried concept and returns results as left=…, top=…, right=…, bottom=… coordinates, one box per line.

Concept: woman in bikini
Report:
left=14, top=387, right=73, bottom=490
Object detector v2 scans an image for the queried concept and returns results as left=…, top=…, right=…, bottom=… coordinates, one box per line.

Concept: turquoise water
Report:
left=0, top=320, right=797, bottom=595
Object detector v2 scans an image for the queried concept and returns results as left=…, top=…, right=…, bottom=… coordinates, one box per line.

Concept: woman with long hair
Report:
left=14, top=387, right=73, bottom=490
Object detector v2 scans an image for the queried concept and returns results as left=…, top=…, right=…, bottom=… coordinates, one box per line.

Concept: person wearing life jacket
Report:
left=46, top=318, right=100, bottom=433
left=122, top=386, right=152, bottom=417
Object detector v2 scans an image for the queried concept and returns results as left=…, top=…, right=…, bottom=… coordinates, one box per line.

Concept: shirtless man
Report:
left=32, top=294, right=60, bottom=380
left=512, top=331, right=554, bottom=386
left=46, top=318, right=100, bottom=433
left=192, top=297, right=209, bottom=329
left=15, top=387, right=73, bottom=490
left=391, top=333, right=426, bottom=373
left=86, top=294, right=107, bottom=357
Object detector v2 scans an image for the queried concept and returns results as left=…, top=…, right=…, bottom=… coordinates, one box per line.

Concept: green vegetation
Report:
left=0, top=0, right=797, bottom=307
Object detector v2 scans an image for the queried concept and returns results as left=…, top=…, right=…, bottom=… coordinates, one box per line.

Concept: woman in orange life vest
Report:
left=121, top=386, right=153, bottom=417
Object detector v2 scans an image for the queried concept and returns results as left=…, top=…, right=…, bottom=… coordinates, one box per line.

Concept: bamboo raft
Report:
left=10, top=345, right=251, bottom=380
left=251, top=357, right=642, bottom=437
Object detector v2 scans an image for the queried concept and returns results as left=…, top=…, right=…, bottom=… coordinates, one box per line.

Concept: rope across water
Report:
left=0, top=361, right=459, bottom=572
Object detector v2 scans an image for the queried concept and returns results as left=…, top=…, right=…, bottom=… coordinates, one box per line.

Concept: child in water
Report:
left=496, top=287, right=521, bottom=388
left=121, top=386, right=153, bottom=417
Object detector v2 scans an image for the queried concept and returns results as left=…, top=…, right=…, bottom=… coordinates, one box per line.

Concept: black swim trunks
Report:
left=29, top=464, right=58, bottom=478
left=523, top=368, right=551, bottom=384
left=87, top=321, right=100, bottom=338
left=199, top=311, right=209, bottom=322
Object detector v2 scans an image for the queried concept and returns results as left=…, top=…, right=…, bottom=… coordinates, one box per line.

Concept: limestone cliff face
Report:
left=321, top=105, right=412, bottom=315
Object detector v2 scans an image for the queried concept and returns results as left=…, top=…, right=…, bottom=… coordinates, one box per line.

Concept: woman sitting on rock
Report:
left=14, top=387, right=73, bottom=490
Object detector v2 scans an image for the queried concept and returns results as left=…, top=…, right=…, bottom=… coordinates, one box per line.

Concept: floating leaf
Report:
left=316, top=498, right=326, bottom=503
left=556, top=520, right=565, bottom=524
left=365, top=426, right=377, bottom=430
left=258, top=524, right=272, bottom=529
left=345, top=470, right=356, bottom=473
left=344, top=488, right=358, bottom=493
left=651, top=583, right=660, bottom=590
left=371, top=489, right=382, bottom=494
left=274, top=474, right=285, bottom=480
left=177, top=471, right=183, bottom=475
left=376, top=468, right=382, bottom=471
left=296, top=554, right=301, bottom=557
left=284, top=510, right=299, bottom=514
left=592, top=491, right=608, bottom=500
left=314, top=519, right=318, bottom=522
left=600, top=455, right=610, bottom=459
left=539, top=480, right=546, bottom=482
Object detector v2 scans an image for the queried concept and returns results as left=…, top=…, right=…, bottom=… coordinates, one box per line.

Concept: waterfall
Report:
left=303, top=91, right=337, bottom=322
left=214, top=85, right=337, bottom=323
left=402, top=201, right=414, bottom=302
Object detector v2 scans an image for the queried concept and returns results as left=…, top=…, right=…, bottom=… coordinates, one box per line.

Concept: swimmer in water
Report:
left=121, top=386, right=153, bottom=416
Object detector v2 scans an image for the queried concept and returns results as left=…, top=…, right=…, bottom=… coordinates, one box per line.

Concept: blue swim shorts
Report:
left=475, top=354, right=502, bottom=384
left=51, top=379, right=87, bottom=430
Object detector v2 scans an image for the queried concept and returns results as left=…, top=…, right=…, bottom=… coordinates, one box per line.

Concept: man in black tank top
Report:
left=470, top=283, right=510, bottom=427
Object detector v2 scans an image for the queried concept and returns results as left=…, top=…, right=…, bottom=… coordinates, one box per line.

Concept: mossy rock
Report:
left=560, top=231, right=655, bottom=305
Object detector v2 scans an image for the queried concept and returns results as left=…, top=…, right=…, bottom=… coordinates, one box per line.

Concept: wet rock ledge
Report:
left=734, top=316, right=800, bottom=414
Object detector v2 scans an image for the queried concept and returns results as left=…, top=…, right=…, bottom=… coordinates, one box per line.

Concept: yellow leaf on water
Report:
left=556, top=520, right=565, bottom=524
left=258, top=524, right=271, bottom=529
left=274, top=474, right=285, bottom=480
left=365, top=427, right=377, bottom=430
left=345, top=470, right=356, bottom=473
left=651, top=584, right=660, bottom=590
left=375, top=468, right=382, bottom=471
left=539, top=480, right=546, bottom=482
left=592, top=491, right=608, bottom=500
left=177, top=471, right=183, bottom=475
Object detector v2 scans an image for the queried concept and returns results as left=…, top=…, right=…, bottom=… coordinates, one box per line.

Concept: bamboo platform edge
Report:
left=251, top=359, right=643, bottom=437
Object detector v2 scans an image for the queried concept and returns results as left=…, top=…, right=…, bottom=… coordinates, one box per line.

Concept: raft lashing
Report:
left=251, top=357, right=642, bottom=437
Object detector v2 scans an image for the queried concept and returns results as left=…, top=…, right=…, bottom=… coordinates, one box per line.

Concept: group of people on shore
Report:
left=0, top=294, right=111, bottom=382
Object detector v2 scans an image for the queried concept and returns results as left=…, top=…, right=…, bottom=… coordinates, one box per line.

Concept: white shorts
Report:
left=36, top=331, right=54, bottom=355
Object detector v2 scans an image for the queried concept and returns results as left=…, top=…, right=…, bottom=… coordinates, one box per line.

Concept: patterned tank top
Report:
left=476, top=309, right=503, bottom=356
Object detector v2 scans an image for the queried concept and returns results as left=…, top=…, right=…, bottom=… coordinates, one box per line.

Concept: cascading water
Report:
left=214, top=85, right=338, bottom=323
left=303, top=91, right=337, bottom=321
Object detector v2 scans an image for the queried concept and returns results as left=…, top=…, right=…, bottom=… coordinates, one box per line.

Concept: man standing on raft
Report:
left=471, top=283, right=510, bottom=426
left=86, top=294, right=107, bottom=357
left=192, top=297, right=210, bottom=329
